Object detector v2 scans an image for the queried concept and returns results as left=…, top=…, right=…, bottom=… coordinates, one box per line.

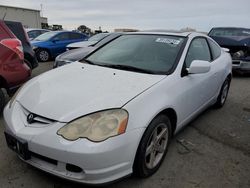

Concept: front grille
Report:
left=232, top=61, right=240, bottom=65
left=20, top=104, right=56, bottom=127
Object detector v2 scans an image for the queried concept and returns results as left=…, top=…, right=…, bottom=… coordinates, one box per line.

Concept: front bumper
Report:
left=3, top=102, right=144, bottom=184
left=232, top=59, right=250, bottom=72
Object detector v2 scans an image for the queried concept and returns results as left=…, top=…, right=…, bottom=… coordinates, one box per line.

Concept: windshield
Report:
left=209, top=28, right=250, bottom=37
left=34, top=32, right=57, bottom=41
left=88, top=33, right=109, bottom=41
left=85, top=34, right=186, bottom=74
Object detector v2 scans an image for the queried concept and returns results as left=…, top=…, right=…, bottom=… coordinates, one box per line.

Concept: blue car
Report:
left=31, top=31, right=88, bottom=62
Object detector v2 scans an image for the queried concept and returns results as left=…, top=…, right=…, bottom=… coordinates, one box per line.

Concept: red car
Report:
left=0, top=20, right=31, bottom=111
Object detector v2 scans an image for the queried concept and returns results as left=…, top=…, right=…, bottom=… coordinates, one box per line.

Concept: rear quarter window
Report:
left=208, top=39, right=221, bottom=60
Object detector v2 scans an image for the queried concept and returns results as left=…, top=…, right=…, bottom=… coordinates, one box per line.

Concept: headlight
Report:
left=57, top=109, right=128, bottom=142
left=233, top=50, right=245, bottom=58
left=9, top=85, right=23, bottom=108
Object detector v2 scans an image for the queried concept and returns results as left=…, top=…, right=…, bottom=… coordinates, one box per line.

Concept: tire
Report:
left=133, top=115, right=172, bottom=178
left=0, top=89, right=5, bottom=112
left=36, top=49, right=50, bottom=62
left=214, top=78, right=230, bottom=108
left=24, top=59, right=32, bottom=69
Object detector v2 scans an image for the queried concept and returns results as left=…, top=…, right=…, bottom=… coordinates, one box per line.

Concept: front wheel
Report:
left=214, top=78, right=230, bottom=108
left=133, top=115, right=172, bottom=178
left=36, top=49, right=50, bottom=62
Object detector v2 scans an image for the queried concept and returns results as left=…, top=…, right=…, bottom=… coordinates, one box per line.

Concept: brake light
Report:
left=0, top=38, right=24, bottom=60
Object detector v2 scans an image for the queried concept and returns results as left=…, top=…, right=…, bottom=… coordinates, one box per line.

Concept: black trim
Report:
left=30, top=151, right=58, bottom=165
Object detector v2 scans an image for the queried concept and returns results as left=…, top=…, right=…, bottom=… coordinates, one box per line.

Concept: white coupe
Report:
left=3, top=32, right=232, bottom=185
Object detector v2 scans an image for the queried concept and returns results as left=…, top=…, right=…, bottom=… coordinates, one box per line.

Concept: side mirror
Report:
left=188, top=60, right=211, bottom=74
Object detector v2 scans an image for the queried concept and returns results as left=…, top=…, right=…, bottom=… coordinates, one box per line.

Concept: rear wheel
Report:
left=36, top=49, right=50, bottom=62
left=214, top=78, right=230, bottom=108
left=133, top=115, right=172, bottom=178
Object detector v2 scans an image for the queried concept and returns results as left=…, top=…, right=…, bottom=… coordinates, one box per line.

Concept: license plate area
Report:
left=4, top=132, right=31, bottom=160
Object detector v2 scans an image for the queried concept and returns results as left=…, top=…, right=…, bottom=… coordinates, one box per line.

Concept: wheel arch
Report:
left=227, top=73, right=232, bottom=82
left=156, top=108, right=177, bottom=136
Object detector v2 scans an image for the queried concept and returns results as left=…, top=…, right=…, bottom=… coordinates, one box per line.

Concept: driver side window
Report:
left=185, top=38, right=211, bottom=68
left=53, top=33, right=69, bottom=41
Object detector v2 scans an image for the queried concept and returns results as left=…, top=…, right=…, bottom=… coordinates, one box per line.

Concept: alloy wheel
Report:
left=145, top=123, right=168, bottom=169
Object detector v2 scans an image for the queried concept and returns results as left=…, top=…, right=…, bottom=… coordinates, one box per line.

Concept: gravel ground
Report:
left=0, top=61, right=249, bottom=188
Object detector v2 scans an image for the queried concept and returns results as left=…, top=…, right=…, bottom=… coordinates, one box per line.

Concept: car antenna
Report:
left=2, top=12, right=7, bottom=20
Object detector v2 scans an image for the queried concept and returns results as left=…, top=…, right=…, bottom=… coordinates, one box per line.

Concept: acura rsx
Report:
left=3, top=32, right=232, bottom=185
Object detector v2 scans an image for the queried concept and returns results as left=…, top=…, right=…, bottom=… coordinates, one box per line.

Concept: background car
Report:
left=4, top=32, right=232, bottom=185
left=66, top=32, right=109, bottom=50
left=31, top=31, right=89, bottom=62
left=25, top=28, right=50, bottom=40
left=54, top=32, right=123, bottom=68
left=208, top=27, right=250, bottom=73
left=4, top=21, right=39, bottom=69
left=0, top=20, right=31, bottom=111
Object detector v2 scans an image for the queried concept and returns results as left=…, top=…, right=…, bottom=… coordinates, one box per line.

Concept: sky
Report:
left=0, top=0, right=249, bottom=32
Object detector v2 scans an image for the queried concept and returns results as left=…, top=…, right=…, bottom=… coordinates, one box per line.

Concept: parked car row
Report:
left=3, top=31, right=232, bottom=185
left=0, top=20, right=31, bottom=111
left=54, top=32, right=123, bottom=68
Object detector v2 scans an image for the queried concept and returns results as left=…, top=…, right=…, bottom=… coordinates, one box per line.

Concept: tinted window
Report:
left=209, top=28, right=250, bottom=37
left=208, top=39, right=221, bottom=60
left=41, top=30, right=49, bottom=34
left=69, top=33, right=84, bottom=39
left=89, top=33, right=109, bottom=41
left=86, top=35, right=186, bottom=74
left=95, top=33, right=121, bottom=47
left=5, top=21, right=26, bottom=42
left=54, top=33, right=70, bottom=41
left=185, top=38, right=211, bottom=68
left=28, top=30, right=40, bottom=39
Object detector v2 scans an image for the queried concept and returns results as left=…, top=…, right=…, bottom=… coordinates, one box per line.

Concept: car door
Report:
left=177, top=37, right=219, bottom=126
left=50, top=32, right=71, bottom=56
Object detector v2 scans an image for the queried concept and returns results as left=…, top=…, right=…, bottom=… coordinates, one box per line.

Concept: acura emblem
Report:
left=27, top=113, right=35, bottom=124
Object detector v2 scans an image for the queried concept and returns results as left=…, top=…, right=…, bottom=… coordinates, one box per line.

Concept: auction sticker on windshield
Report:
left=155, top=38, right=181, bottom=45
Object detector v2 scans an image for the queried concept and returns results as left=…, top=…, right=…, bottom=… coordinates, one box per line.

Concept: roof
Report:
left=211, top=27, right=250, bottom=30
left=127, top=31, right=192, bottom=37
left=25, top=28, right=50, bottom=32
left=0, top=5, right=40, bottom=12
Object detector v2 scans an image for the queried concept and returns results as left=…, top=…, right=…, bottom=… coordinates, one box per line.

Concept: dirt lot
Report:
left=0, top=61, right=249, bottom=188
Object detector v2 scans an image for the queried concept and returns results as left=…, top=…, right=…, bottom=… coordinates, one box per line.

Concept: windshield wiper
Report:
left=82, top=59, right=96, bottom=65
left=98, top=64, right=155, bottom=74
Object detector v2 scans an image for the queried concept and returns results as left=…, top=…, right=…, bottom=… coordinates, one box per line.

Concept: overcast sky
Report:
left=1, top=0, right=249, bottom=32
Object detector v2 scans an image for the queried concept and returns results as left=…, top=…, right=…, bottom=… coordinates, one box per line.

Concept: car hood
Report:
left=58, top=47, right=96, bottom=61
left=17, top=63, right=166, bottom=122
left=67, top=40, right=97, bottom=48
left=211, top=36, right=250, bottom=47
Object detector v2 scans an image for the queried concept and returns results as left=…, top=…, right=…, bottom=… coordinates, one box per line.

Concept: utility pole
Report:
left=40, top=4, right=43, bottom=17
